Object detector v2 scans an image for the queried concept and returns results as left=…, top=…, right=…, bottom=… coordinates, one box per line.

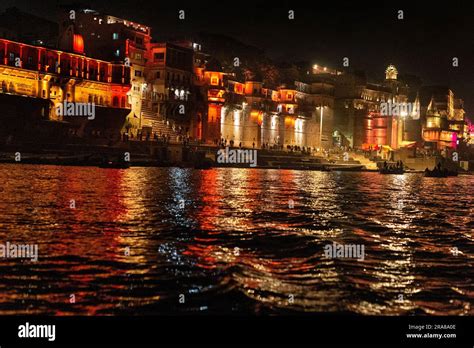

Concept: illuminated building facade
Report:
left=452, top=98, right=466, bottom=141
left=0, top=36, right=131, bottom=140
left=58, top=6, right=151, bottom=136
left=142, top=42, right=195, bottom=139
left=202, top=61, right=226, bottom=143
left=215, top=79, right=323, bottom=148
left=0, top=7, right=470, bottom=152
left=333, top=65, right=413, bottom=150
left=419, top=86, right=462, bottom=149
left=201, top=65, right=335, bottom=149
left=58, top=7, right=199, bottom=140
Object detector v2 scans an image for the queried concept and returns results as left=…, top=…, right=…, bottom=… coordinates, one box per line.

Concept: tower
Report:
left=385, top=64, right=398, bottom=80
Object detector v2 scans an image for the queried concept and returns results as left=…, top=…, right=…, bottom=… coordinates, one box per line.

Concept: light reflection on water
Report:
left=0, top=164, right=472, bottom=315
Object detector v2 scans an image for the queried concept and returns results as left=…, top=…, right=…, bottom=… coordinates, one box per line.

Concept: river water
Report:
left=0, top=164, right=472, bottom=315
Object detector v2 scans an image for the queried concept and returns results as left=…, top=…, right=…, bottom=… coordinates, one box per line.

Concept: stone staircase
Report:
left=140, top=100, right=180, bottom=141
left=350, top=152, right=379, bottom=170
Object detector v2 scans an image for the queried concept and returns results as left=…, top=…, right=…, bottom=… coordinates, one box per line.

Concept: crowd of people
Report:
left=382, top=160, right=404, bottom=170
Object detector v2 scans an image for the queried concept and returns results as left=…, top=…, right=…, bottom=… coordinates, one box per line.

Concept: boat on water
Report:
left=424, top=167, right=458, bottom=178
left=379, top=160, right=405, bottom=175
left=325, top=164, right=365, bottom=171
left=379, top=167, right=405, bottom=175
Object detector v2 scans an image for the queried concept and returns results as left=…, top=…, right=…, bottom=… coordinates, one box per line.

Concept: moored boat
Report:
left=424, top=168, right=458, bottom=178
left=380, top=167, right=405, bottom=175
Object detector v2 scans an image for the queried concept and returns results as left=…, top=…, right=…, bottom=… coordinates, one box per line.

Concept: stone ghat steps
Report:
left=347, top=152, right=378, bottom=170
left=140, top=103, right=180, bottom=141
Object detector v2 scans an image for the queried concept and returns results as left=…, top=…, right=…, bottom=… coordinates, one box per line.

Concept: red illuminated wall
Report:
left=203, top=104, right=221, bottom=143
left=73, top=34, right=84, bottom=54
left=364, top=112, right=389, bottom=146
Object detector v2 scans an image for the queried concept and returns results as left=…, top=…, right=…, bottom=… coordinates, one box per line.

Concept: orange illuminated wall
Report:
left=111, top=85, right=131, bottom=108
left=203, top=104, right=222, bottom=142
left=271, top=90, right=279, bottom=101
left=285, top=116, right=296, bottom=128
left=364, top=112, right=388, bottom=146
left=234, top=83, right=244, bottom=94
left=280, top=104, right=296, bottom=114
left=205, top=71, right=224, bottom=86
left=280, top=89, right=296, bottom=102
left=423, top=129, right=440, bottom=142
left=207, top=89, right=225, bottom=102
left=250, top=111, right=263, bottom=126
left=73, top=34, right=84, bottom=54
left=208, top=104, right=220, bottom=122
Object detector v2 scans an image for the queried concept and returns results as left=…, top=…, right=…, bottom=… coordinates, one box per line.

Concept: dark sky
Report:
left=1, top=0, right=473, bottom=115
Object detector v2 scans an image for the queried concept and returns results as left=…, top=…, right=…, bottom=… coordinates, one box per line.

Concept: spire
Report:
left=426, top=96, right=439, bottom=116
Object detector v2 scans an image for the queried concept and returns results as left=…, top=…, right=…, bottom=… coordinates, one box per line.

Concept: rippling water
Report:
left=0, top=164, right=472, bottom=315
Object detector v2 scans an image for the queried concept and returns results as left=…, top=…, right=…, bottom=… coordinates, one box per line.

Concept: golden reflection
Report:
left=0, top=165, right=472, bottom=315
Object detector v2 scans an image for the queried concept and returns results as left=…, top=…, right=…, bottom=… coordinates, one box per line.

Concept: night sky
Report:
left=1, top=0, right=473, bottom=115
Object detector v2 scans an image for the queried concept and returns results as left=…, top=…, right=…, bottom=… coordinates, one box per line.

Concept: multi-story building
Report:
left=333, top=65, right=415, bottom=149
left=309, top=66, right=337, bottom=149
left=0, top=36, right=131, bottom=141
left=419, top=86, right=460, bottom=149
left=201, top=60, right=226, bottom=144
left=142, top=42, right=195, bottom=139
left=211, top=77, right=323, bottom=149
left=199, top=62, right=336, bottom=149
left=58, top=6, right=151, bottom=136
left=0, top=6, right=470, bottom=154
left=450, top=98, right=466, bottom=142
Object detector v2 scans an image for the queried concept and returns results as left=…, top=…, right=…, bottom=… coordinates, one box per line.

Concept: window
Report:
left=113, top=33, right=119, bottom=40
left=135, top=53, right=142, bottom=60
left=156, top=71, right=161, bottom=79
left=136, top=37, right=143, bottom=45
left=154, top=52, right=164, bottom=61
left=135, top=70, right=142, bottom=77
left=211, top=77, right=218, bottom=85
